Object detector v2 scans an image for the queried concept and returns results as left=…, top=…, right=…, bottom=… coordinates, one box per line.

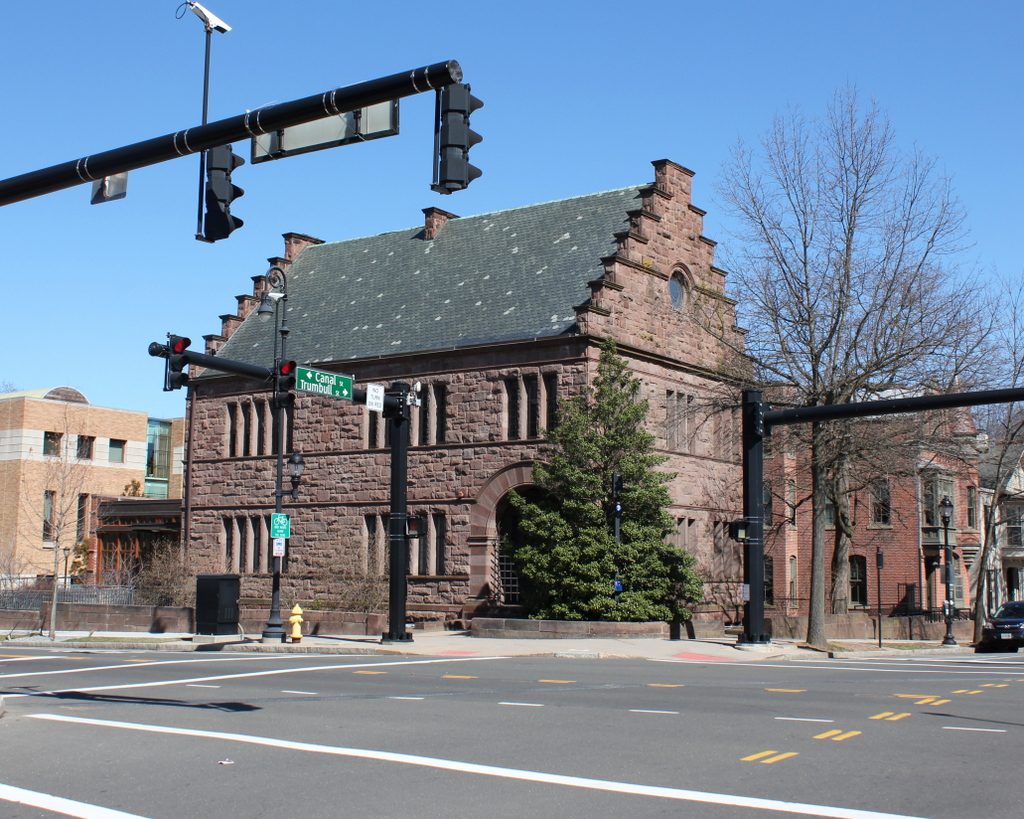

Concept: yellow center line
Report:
left=895, top=693, right=933, bottom=699
left=830, top=731, right=862, bottom=741
left=814, top=729, right=843, bottom=740
left=951, top=689, right=971, bottom=694
left=442, top=675, right=478, bottom=680
left=647, top=683, right=685, bottom=688
left=741, top=750, right=779, bottom=762
left=991, top=684, right=1009, bottom=688
left=760, top=752, right=799, bottom=764
left=914, top=697, right=937, bottom=704
left=964, top=690, right=984, bottom=695
left=870, top=712, right=895, bottom=720
left=538, top=679, right=576, bottom=684
left=352, top=670, right=387, bottom=675
left=931, top=698, right=951, bottom=705
left=885, top=712, right=911, bottom=721
left=765, top=688, right=806, bottom=693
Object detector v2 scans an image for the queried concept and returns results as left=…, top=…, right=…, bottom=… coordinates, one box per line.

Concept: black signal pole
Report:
left=382, top=382, right=413, bottom=643
left=740, top=390, right=768, bottom=644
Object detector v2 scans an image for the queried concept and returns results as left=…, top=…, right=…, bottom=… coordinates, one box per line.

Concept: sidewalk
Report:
left=1, top=629, right=982, bottom=661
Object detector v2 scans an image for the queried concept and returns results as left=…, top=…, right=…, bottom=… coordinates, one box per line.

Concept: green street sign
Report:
left=296, top=366, right=353, bottom=400
left=270, top=513, right=291, bottom=539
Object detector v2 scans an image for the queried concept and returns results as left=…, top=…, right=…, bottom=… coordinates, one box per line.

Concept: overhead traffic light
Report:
left=164, top=335, right=191, bottom=391
left=431, top=83, right=483, bottom=194
left=202, top=144, right=244, bottom=242
left=275, top=360, right=297, bottom=407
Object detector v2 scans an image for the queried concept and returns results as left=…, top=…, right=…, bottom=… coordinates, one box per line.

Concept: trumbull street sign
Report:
left=296, top=366, right=353, bottom=400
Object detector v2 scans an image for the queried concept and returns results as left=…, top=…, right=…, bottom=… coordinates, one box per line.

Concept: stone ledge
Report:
left=470, top=617, right=669, bottom=639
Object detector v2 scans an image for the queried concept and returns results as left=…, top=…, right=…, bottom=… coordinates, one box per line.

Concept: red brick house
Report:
left=764, top=412, right=985, bottom=621
left=184, top=160, right=749, bottom=623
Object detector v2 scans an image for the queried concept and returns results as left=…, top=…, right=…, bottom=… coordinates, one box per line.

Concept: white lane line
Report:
left=0, top=781, right=147, bottom=819
left=942, top=726, right=1007, bottom=734
left=281, top=690, right=318, bottom=696
left=28, top=714, right=928, bottom=819
left=649, top=659, right=1020, bottom=675
left=775, top=717, right=836, bottom=724
left=0, top=657, right=67, bottom=664
left=629, top=709, right=679, bottom=715
left=185, top=684, right=221, bottom=689
left=499, top=701, right=545, bottom=708
left=389, top=696, right=425, bottom=701
left=3, top=656, right=510, bottom=700
left=0, top=653, right=342, bottom=681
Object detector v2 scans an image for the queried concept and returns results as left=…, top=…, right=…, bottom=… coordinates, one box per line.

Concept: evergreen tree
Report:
left=509, top=340, right=703, bottom=621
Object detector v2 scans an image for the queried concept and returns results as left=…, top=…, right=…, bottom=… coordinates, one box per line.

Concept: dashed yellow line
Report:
left=814, top=729, right=861, bottom=742
left=442, top=674, right=478, bottom=680
left=538, top=679, right=576, bottom=685
left=870, top=712, right=911, bottom=721
left=647, top=683, right=685, bottom=688
left=895, top=693, right=933, bottom=699
left=765, top=688, right=806, bottom=693
left=741, top=750, right=799, bottom=764
left=931, top=698, right=951, bottom=705
left=352, top=670, right=388, bottom=676
left=981, top=683, right=1008, bottom=688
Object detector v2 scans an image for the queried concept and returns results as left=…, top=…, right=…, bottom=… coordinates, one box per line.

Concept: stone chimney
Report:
left=282, top=232, right=324, bottom=262
left=422, top=207, right=458, bottom=240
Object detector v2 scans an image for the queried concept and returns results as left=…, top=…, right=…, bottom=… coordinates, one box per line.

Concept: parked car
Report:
left=976, top=601, right=1024, bottom=652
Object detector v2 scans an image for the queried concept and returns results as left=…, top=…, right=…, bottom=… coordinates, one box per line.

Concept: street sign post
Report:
left=296, top=366, right=353, bottom=399
left=272, top=537, right=286, bottom=557
left=270, top=513, right=291, bottom=539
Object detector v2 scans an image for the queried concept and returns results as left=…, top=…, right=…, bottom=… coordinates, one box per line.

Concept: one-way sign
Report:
left=296, top=366, right=353, bottom=400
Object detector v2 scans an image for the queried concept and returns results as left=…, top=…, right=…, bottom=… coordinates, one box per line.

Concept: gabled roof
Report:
left=978, top=440, right=1024, bottom=491
left=214, top=186, right=643, bottom=369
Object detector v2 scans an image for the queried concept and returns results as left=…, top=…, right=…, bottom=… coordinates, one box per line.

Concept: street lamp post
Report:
left=939, top=495, right=956, bottom=646
left=62, top=546, right=72, bottom=590
left=257, top=265, right=300, bottom=643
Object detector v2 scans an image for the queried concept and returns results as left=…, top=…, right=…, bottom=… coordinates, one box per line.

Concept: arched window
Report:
left=669, top=270, right=688, bottom=310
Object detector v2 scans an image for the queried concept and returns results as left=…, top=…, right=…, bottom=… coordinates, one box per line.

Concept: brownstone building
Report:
left=186, top=160, right=748, bottom=622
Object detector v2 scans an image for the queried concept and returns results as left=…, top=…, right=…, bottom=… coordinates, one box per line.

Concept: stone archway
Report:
left=466, top=463, right=534, bottom=601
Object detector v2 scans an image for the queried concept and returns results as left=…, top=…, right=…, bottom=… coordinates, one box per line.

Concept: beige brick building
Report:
left=187, top=160, right=748, bottom=622
left=0, top=387, right=184, bottom=582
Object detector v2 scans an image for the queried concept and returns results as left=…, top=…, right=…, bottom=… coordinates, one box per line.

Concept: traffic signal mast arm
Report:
left=0, top=60, right=464, bottom=207
left=149, top=341, right=274, bottom=383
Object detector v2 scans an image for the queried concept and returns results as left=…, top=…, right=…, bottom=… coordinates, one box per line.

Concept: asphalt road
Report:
left=1, top=646, right=1022, bottom=818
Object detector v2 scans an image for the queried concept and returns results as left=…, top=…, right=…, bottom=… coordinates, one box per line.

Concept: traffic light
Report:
left=164, top=335, right=191, bottom=391
left=431, top=83, right=483, bottom=194
left=202, top=144, right=244, bottom=242
left=275, top=360, right=297, bottom=407
left=405, top=514, right=427, bottom=539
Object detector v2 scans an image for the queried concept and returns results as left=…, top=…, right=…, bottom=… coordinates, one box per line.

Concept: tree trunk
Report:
left=48, top=541, right=60, bottom=640
left=830, top=459, right=853, bottom=615
left=806, top=422, right=829, bottom=649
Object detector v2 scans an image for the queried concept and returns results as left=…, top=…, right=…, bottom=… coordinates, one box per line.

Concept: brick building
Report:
left=186, top=159, right=750, bottom=622
left=0, top=387, right=184, bottom=583
left=764, top=413, right=985, bottom=621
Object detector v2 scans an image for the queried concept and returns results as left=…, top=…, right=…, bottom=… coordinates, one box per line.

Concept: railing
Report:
left=0, top=586, right=135, bottom=610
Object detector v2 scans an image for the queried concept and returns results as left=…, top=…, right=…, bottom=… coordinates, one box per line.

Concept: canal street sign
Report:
left=270, top=513, right=291, bottom=539
left=296, top=366, right=353, bottom=400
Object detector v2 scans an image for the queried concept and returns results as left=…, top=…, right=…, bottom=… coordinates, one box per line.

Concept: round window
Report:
left=669, top=273, right=687, bottom=310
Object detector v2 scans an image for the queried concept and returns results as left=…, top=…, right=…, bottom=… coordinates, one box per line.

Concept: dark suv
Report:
left=977, top=601, right=1024, bottom=653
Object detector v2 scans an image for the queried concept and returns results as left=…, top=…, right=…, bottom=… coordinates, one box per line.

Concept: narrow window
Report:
left=76, top=494, right=89, bottom=542
left=223, top=517, right=234, bottom=572
left=524, top=374, right=540, bottom=439
left=418, top=515, right=430, bottom=576
left=43, top=490, right=56, bottom=542
left=108, top=438, right=126, bottom=464
left=368, top=410, right=379, bottom=449
left=789, top=555, right=797, bottom=600
left=787, top=481, right=797, bottom=526
left=764, top=556, right=774, bottom=606
left=870, top=478, right=891, bottom=525
left=505, top=378, right=521, bottom=440
left=434, top=384, right=447, bottom=444
left=43, top=431, right=62, bottom=457
left=418, top=384, right=431, bottom=446
left=849, top=556, right=868, bottom=606
left=824, top=496, right=837, bottom=527
left=365, top=514, right=378, bottom=575
left=543, top=372, right=558, bottom=430
left=763, top=481, right=774, bottom=526
left=967, top=486, right=977, bottom=529
left=433, top=512, right=447, bottom=575
left=255, top=399, right=267, bottom=456
left=227, top=403, right=238, bottom=457
left=76, top=435, right=94, bottom=460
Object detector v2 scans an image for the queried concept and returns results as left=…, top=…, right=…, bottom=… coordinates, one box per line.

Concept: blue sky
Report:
left=2, top=1, right=1020, bottom=418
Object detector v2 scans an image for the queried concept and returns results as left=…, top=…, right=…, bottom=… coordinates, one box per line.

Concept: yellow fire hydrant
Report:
left=288, top=605, right=304, bottom=643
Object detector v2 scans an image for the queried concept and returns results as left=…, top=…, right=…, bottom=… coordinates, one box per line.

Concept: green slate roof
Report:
left=214, top=186, right=643, bottom=369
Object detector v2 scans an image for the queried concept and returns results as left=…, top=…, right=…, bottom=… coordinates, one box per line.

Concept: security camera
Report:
left=189, top=1, right=231, bottom=33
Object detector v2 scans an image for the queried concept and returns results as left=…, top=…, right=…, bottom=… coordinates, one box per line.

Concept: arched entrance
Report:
left=494, top=487, right=544, bottom=605
left=466, top=463, right=534, bottom=604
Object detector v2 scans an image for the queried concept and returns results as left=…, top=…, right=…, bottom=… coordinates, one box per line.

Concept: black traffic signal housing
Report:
left=431, top=83, right=483, bottom=194
left=164, top=335, right=191, bottom=391
left=275, top=360, right=297, bottom=408
left=202, top=144, right=245, bottom=242
left=405, top=514, right=427, bottom=540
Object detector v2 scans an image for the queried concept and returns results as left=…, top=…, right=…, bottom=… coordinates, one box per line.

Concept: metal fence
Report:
left=0, top=586, right=135, bottom=610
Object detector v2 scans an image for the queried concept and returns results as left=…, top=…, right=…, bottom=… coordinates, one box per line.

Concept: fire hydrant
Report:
left=288, top=605, right=304, bottom=643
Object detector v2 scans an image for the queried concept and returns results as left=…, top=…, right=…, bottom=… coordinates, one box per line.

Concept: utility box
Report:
left=195, top=574, right=240, bottom=636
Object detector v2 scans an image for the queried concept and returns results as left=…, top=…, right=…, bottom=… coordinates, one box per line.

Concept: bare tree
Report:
left=20, top=408, right=91, bottom=639
left=714, top=88, right=988, bottom=647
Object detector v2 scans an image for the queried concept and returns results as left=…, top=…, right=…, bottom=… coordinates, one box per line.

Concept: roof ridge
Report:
left=308, top=185, right=643, bottom=251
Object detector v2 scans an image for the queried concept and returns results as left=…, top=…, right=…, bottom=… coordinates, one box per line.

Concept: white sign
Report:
left=741, top=583, right=751, bottom=602
left=366, top=383, right=385, bottom=413
left=272, top=537, right=286, bottom=557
